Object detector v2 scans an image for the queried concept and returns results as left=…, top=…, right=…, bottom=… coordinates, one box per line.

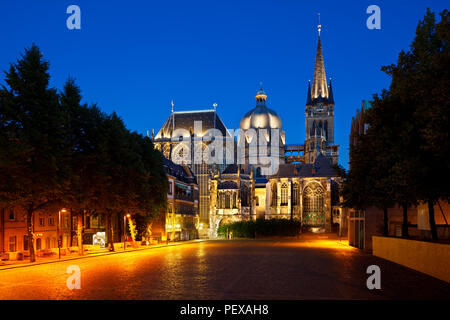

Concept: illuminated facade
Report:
left=152, top=109, right=230, bottom=237
left=153, top=24, right=341, bottom=236
left=149, top=157, right=199, bottom=242
left=303, top=24, right=339, bottom=165
left=266, top=155, right=341, bottom=232
left=209, top=164, right=255, bottom=238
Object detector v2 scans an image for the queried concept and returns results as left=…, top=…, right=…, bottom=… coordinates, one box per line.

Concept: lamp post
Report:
left=57, top=209, right=67, bottom=260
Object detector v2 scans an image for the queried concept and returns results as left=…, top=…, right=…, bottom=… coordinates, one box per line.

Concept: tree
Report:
left=60, top=78, right=112, bottom=254
left=0, top=45, right=66, bottom=261
left=380, top=9, right=450, bottom=239
left=345, top=9, right=449, bottom=241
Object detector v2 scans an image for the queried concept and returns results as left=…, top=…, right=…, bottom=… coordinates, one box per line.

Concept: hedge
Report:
left=217, top=219, right=301, bottom=238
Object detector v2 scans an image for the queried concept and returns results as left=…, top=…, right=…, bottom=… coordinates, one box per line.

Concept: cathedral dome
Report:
left=239, top=89, right=282, bottom=130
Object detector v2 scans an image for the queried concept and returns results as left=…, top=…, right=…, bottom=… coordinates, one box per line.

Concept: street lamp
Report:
left=124, top=213, right=131, bottom=251
left=58, top=209, right=67, bottom=259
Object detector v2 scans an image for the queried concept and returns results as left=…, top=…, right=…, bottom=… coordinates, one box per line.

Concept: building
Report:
left=238, top=87, right=286, bottom=176
left=267, top=154, right=341, bottom=232
left=0, top=207, right=72, bottom=260
left=152, top=109, right=230, bottom=237
left=209, top=164, right=254, bottom=237
left=152, top=22, right=341, bottom=237
left=150, top=156, right=199, bottom=242
left=304, top=23, right=339, bottom=165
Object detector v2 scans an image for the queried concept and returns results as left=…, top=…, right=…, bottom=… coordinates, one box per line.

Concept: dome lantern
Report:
left=239, top=87, right=282, bottom=131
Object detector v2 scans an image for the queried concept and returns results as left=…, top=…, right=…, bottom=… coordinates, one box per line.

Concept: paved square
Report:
left=0, top=236, right=448, bottom=299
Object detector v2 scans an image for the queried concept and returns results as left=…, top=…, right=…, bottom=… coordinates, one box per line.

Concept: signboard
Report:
left=93, top=232, right=106, bottom=248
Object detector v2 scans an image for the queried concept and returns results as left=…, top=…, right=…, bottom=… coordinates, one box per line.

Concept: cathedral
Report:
left=152, top=24, right=341, bottom=238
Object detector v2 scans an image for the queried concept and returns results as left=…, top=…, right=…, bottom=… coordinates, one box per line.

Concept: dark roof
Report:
left=162, top=156, right=197, bottom=185
left=221, top=164, right=249, bottom=175
left=217, top=181, right=238, bottom=190
left=155, top=110, right=230, bottom=140
left=273, top=154, right=337, bottom=178
left=255, top=176, right=268, bottom=187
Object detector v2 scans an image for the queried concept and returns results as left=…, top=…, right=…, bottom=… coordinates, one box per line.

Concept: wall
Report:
left=361, top=202, right=449, bottom=251
left=373, top=236, right=450, bottom=283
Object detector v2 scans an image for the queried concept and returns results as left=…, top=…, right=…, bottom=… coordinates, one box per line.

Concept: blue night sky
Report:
left=0, top=0, right=448, bottom=168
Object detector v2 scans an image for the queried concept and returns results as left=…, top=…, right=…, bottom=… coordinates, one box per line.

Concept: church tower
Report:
left=304, top=19, right=339, bottom=164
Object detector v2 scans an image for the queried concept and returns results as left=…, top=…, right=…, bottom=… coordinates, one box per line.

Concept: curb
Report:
left=0, top=239, right=207, bottom=271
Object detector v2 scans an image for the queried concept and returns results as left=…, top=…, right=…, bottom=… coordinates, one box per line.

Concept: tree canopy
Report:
left=343, top=9, right=449, bottom=240
left=0, top=44, right=168, bottom=260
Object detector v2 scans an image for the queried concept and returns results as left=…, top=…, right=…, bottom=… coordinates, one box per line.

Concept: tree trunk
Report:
left=402, top=203, right=409, bottom=238
left=383, top=207, right=389, bottom=236
left=107, top=213, right=115, bottom=251
left=26, top=207, right=36, bottom=262
left=428, top=200, right=438, bottom=241
left=77, top=211, right=84, bottom=255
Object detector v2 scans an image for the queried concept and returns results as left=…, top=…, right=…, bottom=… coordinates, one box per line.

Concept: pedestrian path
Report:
left=0, top=239, right=206, bottom=271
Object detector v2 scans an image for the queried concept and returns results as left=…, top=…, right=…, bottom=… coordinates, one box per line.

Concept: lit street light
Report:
left=57, top=209, right=67, bottom=259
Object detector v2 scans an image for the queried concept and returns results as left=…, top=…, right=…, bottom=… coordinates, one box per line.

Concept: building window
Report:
left=302, top=183, right=325, bottom=226
left=168, top=182, right=173, bottom=195
left=240, top=187, right=249, bottom=207
left=36, top=238, right=42, bottom=250
left=271, top=183, right=277, bottom=207
left=48, top=216, right=55, bottom=226
left=292, top=183, right=299, bottom=206
left=163, top=144, right=171, bottom=159
left=39, top=217, right=45, bottom=227
left=23, top=235, right=29, bottom=251
left=8, top=209, right=15, bottom=220
left=281, top=183, right=288, bottom=206
left=225, top=193, right=231, bottom=209
left=255, top=196, right=259, bottom=206
left=46, top=237, right=50, bottom=249
left=9, top=236, right=17, bottom=252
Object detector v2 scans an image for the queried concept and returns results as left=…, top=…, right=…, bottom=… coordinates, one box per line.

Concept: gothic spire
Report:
left=328, top=78, right=334, bottom=104
left=311, top=18, right=328, bottom=100
left=306, top=80, right=312, bottom=105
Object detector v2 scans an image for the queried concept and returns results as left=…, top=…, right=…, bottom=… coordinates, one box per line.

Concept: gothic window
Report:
left=281, top=183, right=288, bottom=206
left=225, top=193, right=231, bottom=209
left=219, top=193, right=224, bottom=209
left=233, top=193, right=237, bottom=208
left=255, top=196, right=259, bottom=206
left=271, top=183, right=277, bottom=207
left=292, top=182, right=299, bottom=206
left=302, top=183, right=325, bottom=226
left=163, top=144, right=171, bottom=159
left=324, top=121, right=328, bottom=139
left=240, top=187, right=249, bottom=207
left=172, top=143, right=190, bottom=164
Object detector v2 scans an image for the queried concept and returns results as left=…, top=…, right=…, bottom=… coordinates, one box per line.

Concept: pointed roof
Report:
left=155, top=109, right=230, bottom=140
left=311, top=32, right=328, bottom=100
left=306, top=81, right=312, bottom=105
left=328, top=78, right=334, bottom=104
